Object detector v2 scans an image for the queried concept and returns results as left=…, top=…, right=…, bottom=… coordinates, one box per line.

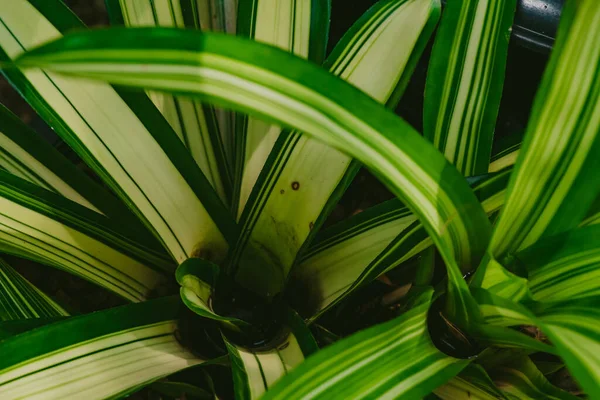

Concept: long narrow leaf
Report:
left=490, top=356, right=579, bottom=400
left=0, top=296, right=208, bottom=400
left=424, top=0, right=517, bottom=175
left=515, top=225, right=600, bottom=303
left=14, top=27, right=493, bottom=324
left=0, top=257, right=67, bottom=320
left=473, top=288, right=600, bottom=397
left=533, top=297, right=600, bottom=398
left=0, top=171, right=172, bottom=302
left=0, top=104, right=142, bottom=226
left=0, top=0, right=236, bottom=263
left=295, top=168, right=511, bottom=319
left=262, top=289, right=468, bottom=399
left=232, top=0, right=441, bottom=298
left=105, top=0, right=232, bottom=203
left=198, top=0, right=239, bottom=164
left=488, top=0, right=600, bottom=261
left=434, top=364, right=507, bottom=400
left=234, top=0, right=331, bottom=216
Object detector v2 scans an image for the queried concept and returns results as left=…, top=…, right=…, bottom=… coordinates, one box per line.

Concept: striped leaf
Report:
left=0, top=171, right=172, bottom=302
left=0, top=257, right=67, bottom=320
left=515, top=225, right=600, bottom=303
left=471, top=288, right=536, bottom=328
left=105, top=0, right=232, bottom=203
left=469, top=254, right=530, bottom=302
left=533, top=297, right=600, bottom=399
left=231, top=0, right=441, bottom=298
left=225, top=309, right=318, bottom=399
left=434, top=364, right=507, bottom=400
left=488, top=0, right=600, bottom=262
left=0, top=296, right=208, bottom=400
left=488, top=142, right=520, bottom=173
left=262, top=289, right=468, bottom=399
left=0, top=0, right=236, bottom=264
left=294, top=168, right=511, bottom=319
left=17, top=27, right=495, bottom=324
left=473, top=289, right=600, bottom=398
left=490, top=356, right=579, bottom=400
left=470, top=322, right=556, bottom=355
left=424, top=0, right=517, bottom=175
left=198, top=0, right=239, bottom=165
left=234, top=0, right=331, bottom=216
left=0, top=104, right=149, bottom=231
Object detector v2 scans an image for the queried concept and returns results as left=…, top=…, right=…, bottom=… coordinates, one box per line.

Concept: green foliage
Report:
left=0, top=0, right=597, bottom=399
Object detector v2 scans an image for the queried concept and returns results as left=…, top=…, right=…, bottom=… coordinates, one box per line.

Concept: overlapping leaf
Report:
left=0, top=0, right=236, bottom=265
left=0, top=296, right=208, bottom=400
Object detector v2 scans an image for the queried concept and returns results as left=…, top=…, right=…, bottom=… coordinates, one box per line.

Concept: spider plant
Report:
left=0, top=0, right=598, bottom=398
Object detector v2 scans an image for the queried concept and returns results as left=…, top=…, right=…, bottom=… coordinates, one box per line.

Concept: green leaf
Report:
left=294, top=168, right=511, bottom=319
left=0, top=170, right=172, bottom=302
left=0, top=104, right=147, bottom=230
left=470, top=323, right=556, bottom=355
left=473, top=289, right=600, bottom=398
left=424, top=0, right=516, bottom=175
left=0, top=296, right=208, bottom=399
left=234, top=0, right=331, bottom=217
left=0, top=257, right=67, bottom=320
left=225, top=308, right=318, bottom=399
left=488, top=143, right=520, bottom=173
left=197, top=0, right=239, bottom=165
left=16, top=27, right=497, bottom=325
left=488, top=0, right=600, bottom=261
left=0, top=316, right=67, bottom=340
left=490, top=356, right=579, bottom=400
left=470, top=254, right=530, bottom=302
left=0, top=0, right=236, bottom=264
left=533, top=297, right=600, bottom=397
left=105, top=0, right=232, bottom=204
left=471, top=288, right=536, bottom=327
left=515, top=225, right=600, bottom=303
left=231, top=0, right=441, bottom=298
left=262, top=289, right=468, bottom=399
left=434, top=364, right=507, bottom=400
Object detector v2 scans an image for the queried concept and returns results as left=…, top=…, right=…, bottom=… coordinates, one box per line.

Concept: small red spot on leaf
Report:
left=291, top=181, right=300, bottom=190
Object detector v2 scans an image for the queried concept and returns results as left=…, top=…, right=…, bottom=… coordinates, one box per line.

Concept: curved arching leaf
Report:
left=515, top=225, right=600, bottom=303
left=17, top=27, right=495, bottom=325
left=232, top=0, right=441, bottom=298
left=261, top=289, right=468, bottom=399
left=295, top=168, right=511, bottom=319
left=105, top=0, right=232, bottom=203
